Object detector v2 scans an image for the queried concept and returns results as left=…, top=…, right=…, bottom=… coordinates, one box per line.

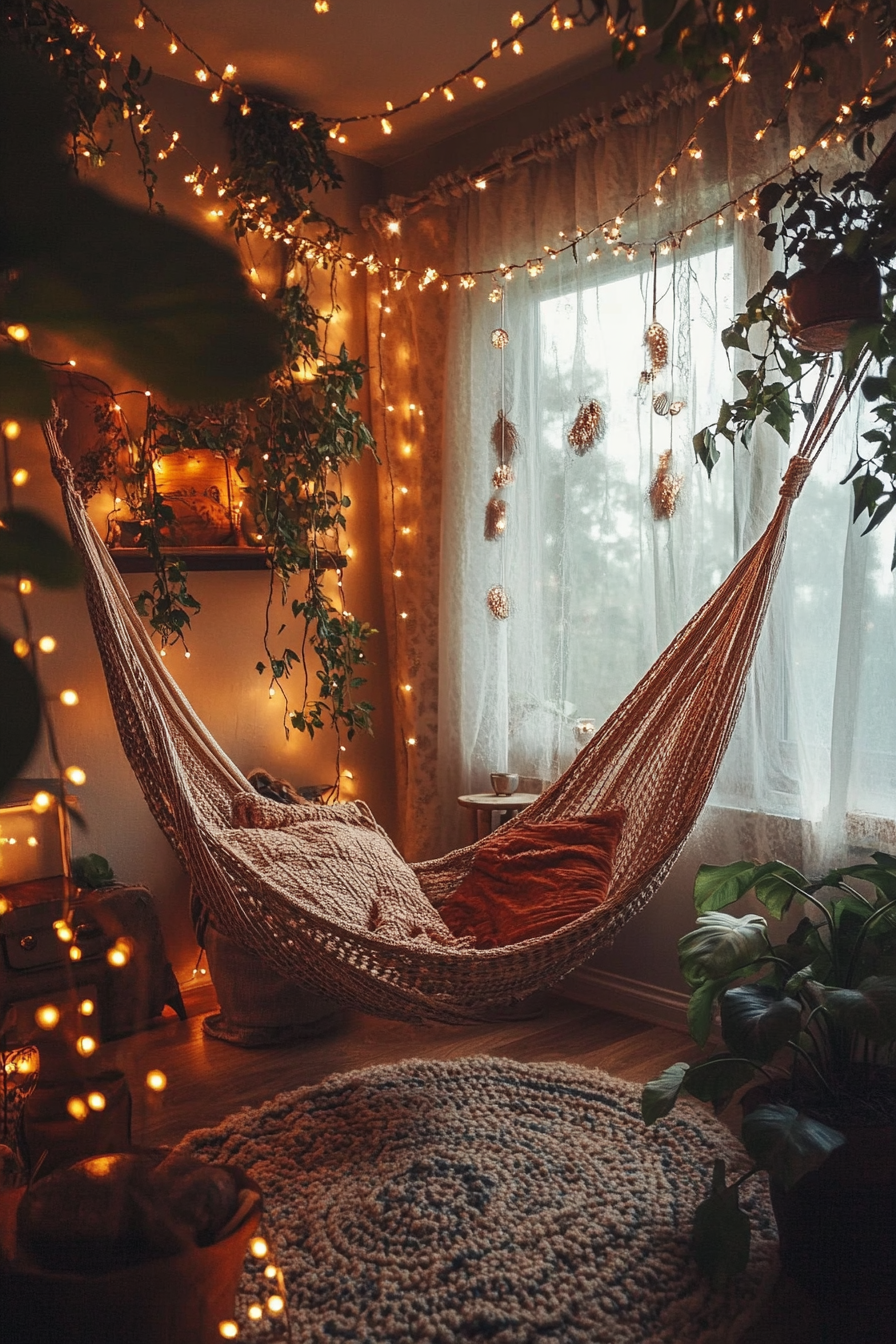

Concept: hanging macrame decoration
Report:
left=567, top=400, right=606, bottom=455
left=644, top=321, right=669, bottom=376
left=493, top=463, right=515, bottom=489
left=491, top=410, right=519, bottom=463
left=484, top=496, right=507, bottom=540
left=486, top=584, right=510, bottom=619
left=490, top=328, right=510, bottom=349
left=649, top=449, right=684, bottom=520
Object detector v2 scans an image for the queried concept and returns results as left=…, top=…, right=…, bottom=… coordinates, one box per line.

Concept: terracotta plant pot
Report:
left=0, top=1165, right=262, bottom=1344
left=785, top=254, right=882, bottom=352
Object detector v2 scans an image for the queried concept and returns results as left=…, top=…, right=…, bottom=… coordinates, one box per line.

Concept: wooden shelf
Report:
left=109, top=547, right=348, bottom=574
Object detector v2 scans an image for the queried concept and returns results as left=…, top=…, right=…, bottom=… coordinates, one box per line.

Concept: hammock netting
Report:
left=46, top=422, right=815, bottom=1024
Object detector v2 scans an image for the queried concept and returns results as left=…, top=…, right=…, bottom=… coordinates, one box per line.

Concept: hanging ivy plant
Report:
left=4, top=0, right=378, bottom=746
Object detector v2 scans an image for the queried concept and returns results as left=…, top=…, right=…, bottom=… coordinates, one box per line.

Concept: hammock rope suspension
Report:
left=43, top=379, right=851, bottom=1023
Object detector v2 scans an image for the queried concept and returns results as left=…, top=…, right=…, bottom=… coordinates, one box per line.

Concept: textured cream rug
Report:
left=178, top=1055, right=778, bottom=1343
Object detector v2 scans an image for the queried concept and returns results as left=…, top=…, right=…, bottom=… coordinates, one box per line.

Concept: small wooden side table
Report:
left=457, top=792, right=539, bottom=842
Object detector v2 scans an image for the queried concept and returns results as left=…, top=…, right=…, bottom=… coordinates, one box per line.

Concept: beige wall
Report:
left=2, top=76, right=395, bottom=982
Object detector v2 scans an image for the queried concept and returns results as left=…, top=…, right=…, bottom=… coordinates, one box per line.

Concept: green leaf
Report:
left=0, top=633, right=42, bottom=794
left=741, top=1103, right=845, bottom=1189
left=679, top=911, right=769, bottom=987
left=694, top=861, right=760, bottom=913
left=682, top=1054, right=757, bottom=1108
left=823, top=977, right=896, bottom=1042
left=693, top=427, right=720, bottom=476
left=719, top=985, right=803, bottom=1062
left=842, top=322, right=882, bottom=375
left=0, top=345, right=52, bottom=421
left=687, top=977, right=730, bottom=1047
left=753, top=863, right=808, bottom=919
left=692, top=1168, right=751, bottom=1286
left=71, top=852, right=116, bottom=888
left=0, top=508, right=81, bottom=587
left=641, top=1061, right=689, bottom=1124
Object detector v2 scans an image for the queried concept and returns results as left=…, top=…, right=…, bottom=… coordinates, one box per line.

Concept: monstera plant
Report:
left=642, top=852, right=896, bottom=1285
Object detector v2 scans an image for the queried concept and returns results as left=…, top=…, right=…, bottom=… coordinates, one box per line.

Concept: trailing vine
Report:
left=3, top=0, right=379, bottom=746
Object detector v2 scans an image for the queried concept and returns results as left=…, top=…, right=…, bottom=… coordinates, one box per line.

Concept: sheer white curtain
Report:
left=436, top=54, right=896, bottom=868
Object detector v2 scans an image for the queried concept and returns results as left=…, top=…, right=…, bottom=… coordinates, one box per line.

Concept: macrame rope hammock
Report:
left=43, top=374, right=843, bottom=1024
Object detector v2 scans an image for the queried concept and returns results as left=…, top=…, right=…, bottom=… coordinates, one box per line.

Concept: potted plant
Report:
left=694, top=122, right=896, bottom=561
left=641, top=851, right=896, bottom=1289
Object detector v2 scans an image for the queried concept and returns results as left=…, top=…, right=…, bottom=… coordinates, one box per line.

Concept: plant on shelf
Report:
left=4, top=0, right=378, bottom=755
left=694, top=112, right=896, bottom=565
left=642, top=852, right=896, bottom=1287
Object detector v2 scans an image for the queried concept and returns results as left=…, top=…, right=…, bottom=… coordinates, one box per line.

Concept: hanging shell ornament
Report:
left=645, top=321, right=669, bottom=375
left=567, top=400, right=606, bottom=455
left=491, top=411, right=519, bottom=462
left=669, top=399, right=686, bottom=416
left=492, top=463, right=515, bottom=489
left=490, top=328, right=510, bottom=349
left=484, top=496, right=507, bottom=540
left=652, top=392, right=669, bottom=416
left=486, top=584, right=510, bottom=619
left=649, top=449, right=684, bottom=520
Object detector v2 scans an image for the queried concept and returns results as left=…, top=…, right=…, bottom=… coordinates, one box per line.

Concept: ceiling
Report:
left=73, top=0, right=615, bottom=164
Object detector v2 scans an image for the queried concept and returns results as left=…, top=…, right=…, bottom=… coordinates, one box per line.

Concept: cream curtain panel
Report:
left=367, top=41, right=896, bottom=869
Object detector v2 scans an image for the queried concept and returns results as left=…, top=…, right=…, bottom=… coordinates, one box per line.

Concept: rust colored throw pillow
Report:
left=439, top=809, right=626, bottom=949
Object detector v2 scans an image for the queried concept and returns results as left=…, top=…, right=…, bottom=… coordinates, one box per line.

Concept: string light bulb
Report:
left=31, top=791, right=52, bottom=813
left=65, top=766, right=87, bottom=785
left=87, top=1091, right=106, bottom=1111
left=38, top=636, right=57, bottom=653
left=12, top=468, right=29, bottom=486
left=67, top=1097, right=89, bottom=1121
left=60, top=689, right=80, bottom=706
left=35, top=1004, right=60, bottom=1030
left=146, top=1069, right=167, bottom=1092
left=76, top=1035, right=97, bottom=1057
left=2, top=420, right=21, bottom=439
left=218, top=1324, right=239, bottom=1339
left=6, top=324, right=29, bottom=342
left=18, top=579, right=33, bottom=595
left=107, top=939, right=132, bottom=967
left=250, top=1238, right=268, bottom=1257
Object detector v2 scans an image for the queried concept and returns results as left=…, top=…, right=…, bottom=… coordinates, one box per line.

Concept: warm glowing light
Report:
left=264, top=1265, right=278, bottom=1280
left=407, top=737, right=417, bottom=746
left=381, top=118, right=393, bottom=135
left=6, top=324, right=29, bottom=342
left=2, top=420, right=21, bottom=440
left=67, top=1097, right=89, bottom=1121
left=248, top=1305, right=263, bottom=1321
left=473, top=76, right=487, bottom=89
left=32, top=791, right=52, bottom=813
left=402, top=683, right=412, bottom=691
left=267, top=1297, right=285, bottom=1315
left=53, top=919, right=73, bottom=943
left=65, top=766, right=87, bottom=786
left=0, top=897, right=10, bottom=917
left=108, top=939, right=131, bottom=967
left=70, top=945, right=82, bottom=961
left=18, top=578, right=33, bottom=595
left=223, top=63, right=237, bottom=78
left=146, top=1069, right=167, bottom=1092
left=26, top=836, right=38, bottom=847
left=512, top=39, right=523, bottom=54
left=195, top=68, right=209, bottom=83
left=60, top=689, right=80, bottom=706
left=38, top=636, right=57, bottom=653
left=400, top=611, right=408, bottom=619
left=87, top=1091, right=106, bottom=1111
left=80, top=998, right=95, bottom=1016
left=218, top=1323, right=239, bottom=1339
left=394, top=569, right=403, bottom=577
left=250, top=1237, right=268, bottom=1257
left=35, top=1004, right=60, bottom=1030
left=12, top=468, right=28, bottom=486
left=76, top=1035, right=97, bottom=1057
left=168, top=40, right=177, bottom=53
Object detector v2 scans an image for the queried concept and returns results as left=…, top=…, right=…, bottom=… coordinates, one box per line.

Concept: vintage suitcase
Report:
left=0, top=877, right=186, bottom=1040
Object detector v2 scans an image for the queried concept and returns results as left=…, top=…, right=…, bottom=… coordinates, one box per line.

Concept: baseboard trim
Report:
left=559, top=965, right=690, bottom=1032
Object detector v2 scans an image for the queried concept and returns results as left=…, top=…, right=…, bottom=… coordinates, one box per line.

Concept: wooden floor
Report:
left=99, top=984, right=852, bottom=1344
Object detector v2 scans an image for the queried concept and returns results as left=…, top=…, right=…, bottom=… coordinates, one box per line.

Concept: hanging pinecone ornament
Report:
left=567, top=400, right=606, bottom=455
left=649, top=449, right=684, bottom=520
left=491, top=411, right=519, bottom=463
left=492, top=463, right=515, bottom=489
left=644, top=322, right=669, bottom=376
left=484, top=496, right=507, bottom=540
left=486, top=585, right=510, bottom=619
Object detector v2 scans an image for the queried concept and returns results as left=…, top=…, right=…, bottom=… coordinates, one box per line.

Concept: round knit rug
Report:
left=178, top=1055, right=778, bottom=1344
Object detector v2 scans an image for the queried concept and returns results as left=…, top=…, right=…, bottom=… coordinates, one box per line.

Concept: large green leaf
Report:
left=0, top=509, right=80, bottom=587
left=0, top=345, right=52, bottom=421
left=753, top=864, right=809, bottom=920
left=682, top=1055, right=757, bottom=1110
left=693, top=861, right=759, bottom=912
left=741, top=1104, right=845, bottom=1189
left=0, top=633, right=42, bottom=794
left=0, top=47, right=280, bottom=405
left=692, top=1161, right=751, bottom=1286
left=679, top=911, right=769, bottom=986
left=641, top=1061, right=689, bottom=1125
left=687, top=977, right=730, bottom=1047
left=719, top=985, right=803, bottom=1062
left=823, top=977, right=896, bottom=1043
